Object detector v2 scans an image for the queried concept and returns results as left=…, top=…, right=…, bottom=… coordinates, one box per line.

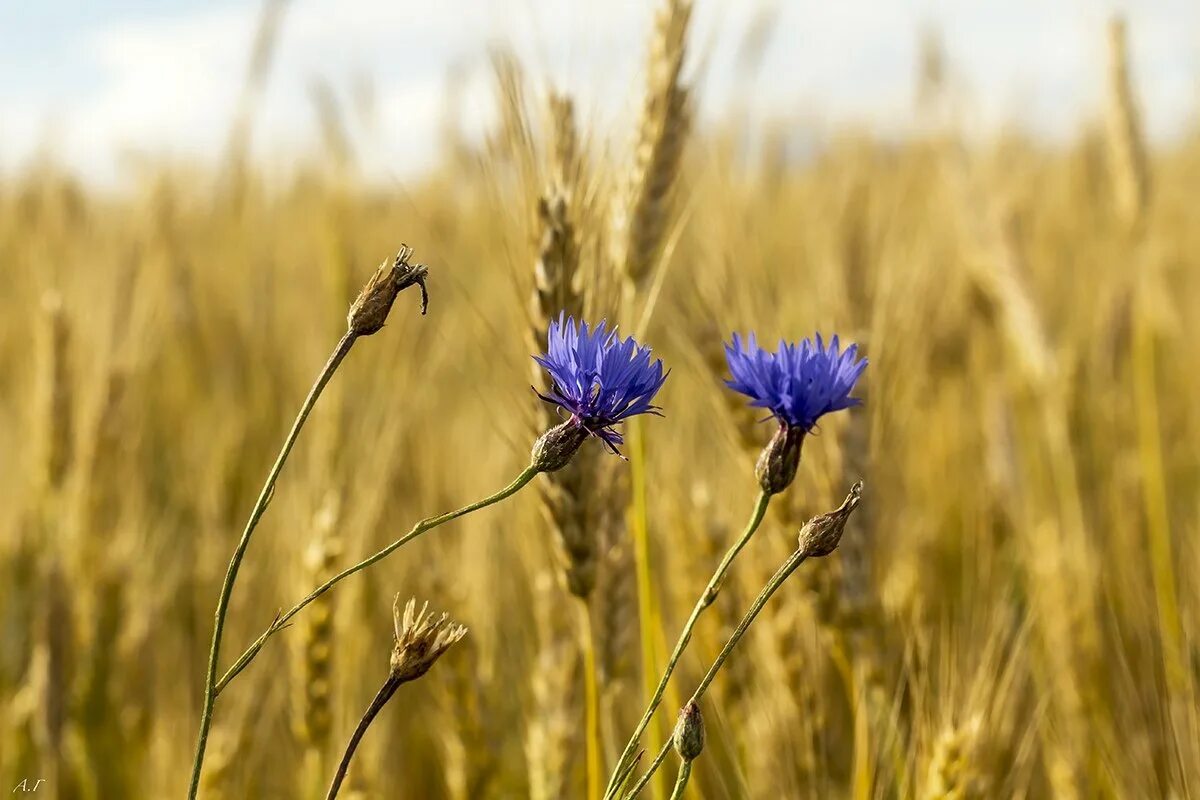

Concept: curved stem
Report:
left=691, top=550, right=805, bottom=700
left=214, top=465, right=539, bottom=694
left=605, top=491, right=770, bottom=799
left=667, top=761, right=693, bottom=800
left=188, top=331, right=357, bottom=800
left=630, top=549, right=809, bottom=795
left=622, top=742, right=671, bottom=800
left=325, top=676, right=402, bottom=800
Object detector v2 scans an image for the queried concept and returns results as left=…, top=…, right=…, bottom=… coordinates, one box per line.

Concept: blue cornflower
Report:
left=724, top=332, right=867, bottom=432
left=724, top=332, right=867, bottom=494
left=533, top=314, right=668, bottom=455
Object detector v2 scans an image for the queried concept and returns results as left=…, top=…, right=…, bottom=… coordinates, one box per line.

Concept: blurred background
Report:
left=3, top=1, right=1200, bottom=798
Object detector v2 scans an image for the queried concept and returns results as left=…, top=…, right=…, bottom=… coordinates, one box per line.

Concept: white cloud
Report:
left=0, top=0, right=1197, bottom=185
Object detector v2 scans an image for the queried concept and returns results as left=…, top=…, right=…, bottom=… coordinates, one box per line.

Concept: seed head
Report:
left=347, top=245, right=430, bottom=336
left=797, top=481, right=863, bottom=558
left=389, top=597, right=467, bottom=683
left=672, top=701, right=705, bottom=762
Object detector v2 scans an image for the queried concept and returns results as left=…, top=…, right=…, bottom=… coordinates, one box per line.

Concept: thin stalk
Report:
left=667, top=761, right=693, bottom=800
left=611, top=750, right=645, bottom=799
left=215, top=465, right=539, bottom=694
left=188, top=331, right=357, bottom=800
left=622, top=742, right=672, bottom=800
left=1132, top=296, right=1185, bottom=692
left=627, top=418, right=661, bottom=791
left=629, top=549, right=809, bottom=795
left=325, top=675, right=402, bottom=800
left=606, top=491, right=770, bottom=799
left=580, top=601, right=602, bottom=800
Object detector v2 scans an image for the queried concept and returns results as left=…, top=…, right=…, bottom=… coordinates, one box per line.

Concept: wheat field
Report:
left=3, top=6, right=1200, bottom=799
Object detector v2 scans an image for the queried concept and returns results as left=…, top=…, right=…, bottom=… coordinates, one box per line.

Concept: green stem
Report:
left=622, top=743, right=672, bottom=800
left=325, top=674, right=402, bottom=800
left=605, top=492, right=770, bottom=800
left=629, top=549, right=809, bottom=796
left=188, top=331, right=358, bottom=800
left=668, top=761, right=693, bottom=800
left=214, top=465, right=538, bottom=695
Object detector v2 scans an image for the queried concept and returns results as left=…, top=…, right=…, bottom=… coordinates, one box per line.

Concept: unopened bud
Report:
left=672, top=701, right=705, bottom=761
left=755, top=422, right=804, bottom=495
left=797, top=481, right=863, bottom=557
left=530, top=420, right=589, bottom=473
left=347, top=245, right=429, bottom=336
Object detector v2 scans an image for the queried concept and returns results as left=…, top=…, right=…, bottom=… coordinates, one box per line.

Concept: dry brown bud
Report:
left=797, top=481, right=863, bottom=557
left=347, top=245, right=429, bottom=336
left=389, top=597, right=467, bottom=683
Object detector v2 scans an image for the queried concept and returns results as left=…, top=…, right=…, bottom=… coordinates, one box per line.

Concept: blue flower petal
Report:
left=724, top=332, right=867, bottom=430
left=534, top=314, right=668, bottom=452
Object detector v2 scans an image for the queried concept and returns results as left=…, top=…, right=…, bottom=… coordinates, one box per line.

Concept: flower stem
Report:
left=188, top=331, right=357, bottom=800
left=605, top=491, right=770, bottom=800
left=627, top=548, right=810, bottom=796
left=620, top=742, right=671, bottom=800
left=667, top=761, right=693, bottom=800
left=214, top=465, right=539, bottom=695
left=325, top=675, right=402, bottom=800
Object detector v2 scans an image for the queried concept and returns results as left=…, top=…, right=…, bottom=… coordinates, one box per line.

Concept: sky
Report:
left=1, top=0, right=1198, bottom=186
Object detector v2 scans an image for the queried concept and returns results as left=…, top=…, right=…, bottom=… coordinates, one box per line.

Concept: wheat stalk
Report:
left=526, top=573, right=584, bottom=800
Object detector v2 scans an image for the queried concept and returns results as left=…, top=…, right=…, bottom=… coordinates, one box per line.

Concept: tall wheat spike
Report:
left=947, top=153, right=1098, bottom=794
left=921, top=720, right=984, bottom=800
left=528, top=93, right=598, bottom=602
left=613, top=0, right=693, bottom=298
left=1104, top=15, right=1149, bottom=231
left=36, top=292, right=74, bottom=496
left=295, top=493, right=342, bottom=757
left=34, top=557, right=74, bottom=794
left=524, top=92, right=593, bottom=799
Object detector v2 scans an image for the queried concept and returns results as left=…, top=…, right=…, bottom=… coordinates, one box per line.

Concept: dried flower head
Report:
left=389, top=597, right=467, bottom=683
left=532, top=314, right=668, bottom=456
left=797, top=481, right=863, bottom=558
left=672, top=700, right=706, bottom=761
left=347, top=245, right=430, bottom=336
left=725, top=333, right=867, bottom=493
